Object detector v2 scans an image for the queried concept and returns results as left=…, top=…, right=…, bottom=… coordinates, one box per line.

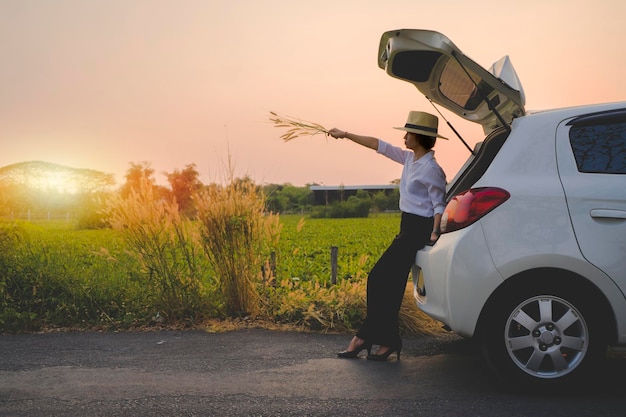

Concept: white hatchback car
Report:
left=378, top=29, right=626, bottom=390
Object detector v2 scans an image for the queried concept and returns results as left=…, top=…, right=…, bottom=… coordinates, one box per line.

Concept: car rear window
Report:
left=569, top=118, right=626, bottom=174
left=445, top=127, right=509, bottom=199
left=439, top=59, right=494, bottom=111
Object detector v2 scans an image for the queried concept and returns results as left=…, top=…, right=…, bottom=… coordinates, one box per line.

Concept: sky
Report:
left=1, top=0, right=626, bottom=187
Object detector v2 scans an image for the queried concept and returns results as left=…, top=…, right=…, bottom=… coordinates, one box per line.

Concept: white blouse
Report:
left=377, top=139, right=447, bottom=217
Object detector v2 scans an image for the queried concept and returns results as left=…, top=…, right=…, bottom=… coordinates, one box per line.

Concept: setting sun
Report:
left=37, top=170, right=77, bottom=193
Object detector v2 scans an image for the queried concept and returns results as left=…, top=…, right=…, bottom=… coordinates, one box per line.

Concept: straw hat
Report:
left=394, top=111, right=448, bottom=140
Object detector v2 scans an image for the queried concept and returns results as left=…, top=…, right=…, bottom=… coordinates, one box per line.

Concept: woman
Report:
left=328, top=110, right=447, bottom=361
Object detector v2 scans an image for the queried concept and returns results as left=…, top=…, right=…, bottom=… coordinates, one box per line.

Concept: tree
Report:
left=262, top=183, right=313, bottom=214
left=0, top=161, right=115, bottom=194
left=263, top=184, right=289, bottom=213
left=372, top=188, right=400, bottom=212
left=0, top=161, right=115, bottom=221
left=120, top=162, right=157, bottom=197
left=165, top=164, right=203, bottom=217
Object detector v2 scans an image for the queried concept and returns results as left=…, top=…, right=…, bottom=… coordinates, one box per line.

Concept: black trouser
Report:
left=356, top=212, right=433, bottom=347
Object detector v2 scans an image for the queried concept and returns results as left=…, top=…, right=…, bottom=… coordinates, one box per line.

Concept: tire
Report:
left=480, top=284, right=608, bottom=392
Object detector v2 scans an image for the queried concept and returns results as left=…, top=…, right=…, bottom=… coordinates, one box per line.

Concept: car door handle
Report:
left=590, top=209, right=626, bottom=219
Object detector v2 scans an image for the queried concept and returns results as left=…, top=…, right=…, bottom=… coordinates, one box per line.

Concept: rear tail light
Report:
left=441, top=187, right=510, bottom=234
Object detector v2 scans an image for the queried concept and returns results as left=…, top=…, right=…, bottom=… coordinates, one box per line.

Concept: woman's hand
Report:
left=328, top=128, right=346, bottom=139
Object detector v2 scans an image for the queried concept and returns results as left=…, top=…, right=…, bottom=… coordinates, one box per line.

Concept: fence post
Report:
left=330, top=246, right=338, bottom=285
left=270, top=251, right=277, bottom=285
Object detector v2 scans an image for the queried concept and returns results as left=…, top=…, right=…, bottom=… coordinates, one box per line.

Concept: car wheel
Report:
left=481, top=285, right=608, bottom=391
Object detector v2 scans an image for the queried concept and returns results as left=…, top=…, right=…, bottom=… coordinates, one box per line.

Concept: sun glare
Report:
left=35, top=171, right=78, bottom=194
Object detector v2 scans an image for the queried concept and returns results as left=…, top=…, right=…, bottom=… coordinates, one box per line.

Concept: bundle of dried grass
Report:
left=269, top=111, right=329, bottom=142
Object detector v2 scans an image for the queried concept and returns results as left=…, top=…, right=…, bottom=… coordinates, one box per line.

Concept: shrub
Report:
left=310, top=196, right=372, bottom=219
left=265, top=277, right=365, bottom=331
left=76, top=193, right=110, bottom=229
left=195, top=179, right=280, bottom=317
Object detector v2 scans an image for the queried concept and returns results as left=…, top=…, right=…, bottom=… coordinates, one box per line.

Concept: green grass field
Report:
left=0, top=214, right=407, bottom=333
left=273, top=213, right=400, bottom=284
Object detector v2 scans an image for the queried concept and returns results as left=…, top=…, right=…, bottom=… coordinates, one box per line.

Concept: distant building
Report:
left=309, top=184, right=398, bottom=206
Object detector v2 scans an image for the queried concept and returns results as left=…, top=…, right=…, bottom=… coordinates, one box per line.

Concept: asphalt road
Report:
left=1, top=328, right=625, bottom=416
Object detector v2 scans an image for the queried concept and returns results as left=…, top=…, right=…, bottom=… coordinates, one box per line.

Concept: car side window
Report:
left=569, top=120, right=626, bottom=174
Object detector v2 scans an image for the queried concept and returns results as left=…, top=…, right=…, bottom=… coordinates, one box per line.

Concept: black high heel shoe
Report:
left=366, top=345, right=401, bottom=361
left=337, top=341, right=372, bottom=359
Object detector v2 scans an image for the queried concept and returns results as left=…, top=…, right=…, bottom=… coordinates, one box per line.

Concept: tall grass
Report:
left=195, top=179, right=281, bottom=317
left=105, top=177, right=213, bottom=322
left=104, top=173, right=282, bottom=320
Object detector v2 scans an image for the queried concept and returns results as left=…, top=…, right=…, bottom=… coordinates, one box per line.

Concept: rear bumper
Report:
left=412, top=224, right=504, bottom=338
